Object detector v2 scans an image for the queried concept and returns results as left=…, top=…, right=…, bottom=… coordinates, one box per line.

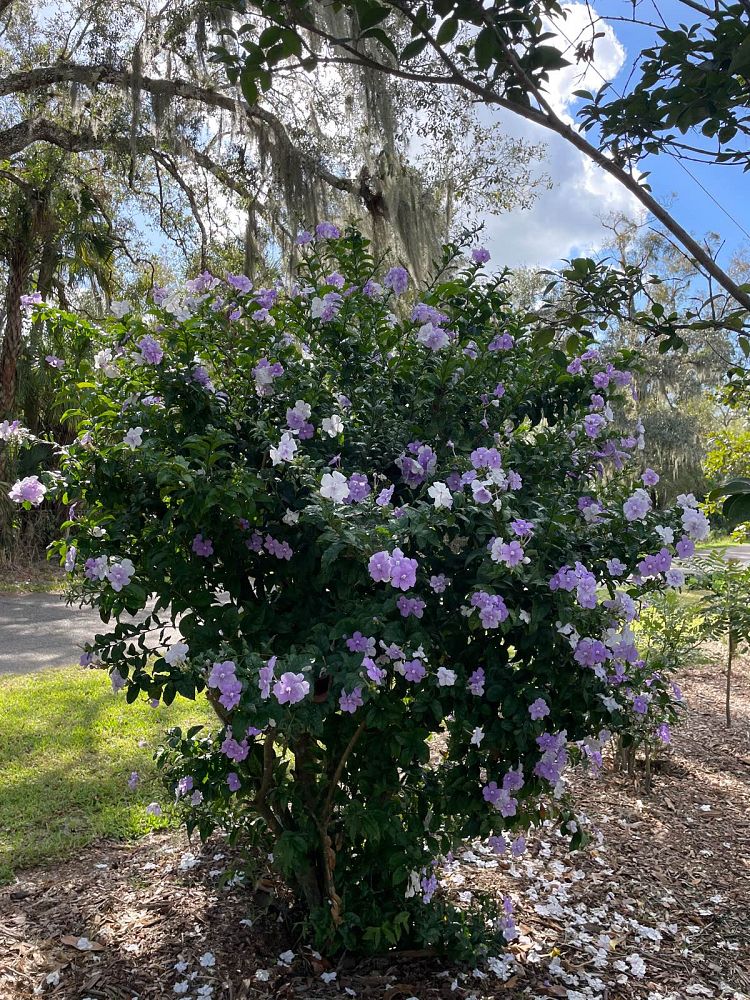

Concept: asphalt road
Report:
left=0, top=593, right=179, bottom=675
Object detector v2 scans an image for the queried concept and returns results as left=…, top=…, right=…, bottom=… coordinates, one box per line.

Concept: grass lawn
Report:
left=0, top=666, right=214, bottom=884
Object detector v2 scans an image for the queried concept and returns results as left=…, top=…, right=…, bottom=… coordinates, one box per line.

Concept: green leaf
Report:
left=401, top=36, right=429, bottom=61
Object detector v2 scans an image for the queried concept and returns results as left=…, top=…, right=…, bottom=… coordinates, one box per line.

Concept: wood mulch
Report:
left=1, top=650, right=748, bottom=1000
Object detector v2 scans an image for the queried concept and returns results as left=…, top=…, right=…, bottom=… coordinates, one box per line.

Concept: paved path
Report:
left=0, top=593, right=179, bottom=675
left=722, top=545, right=750, bottom=565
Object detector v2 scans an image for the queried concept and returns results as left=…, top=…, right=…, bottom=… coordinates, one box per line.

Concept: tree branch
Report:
left=0, top=63, right=358, bottom=196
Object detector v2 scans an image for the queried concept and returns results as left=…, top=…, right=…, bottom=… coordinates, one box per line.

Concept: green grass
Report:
left=0, top=579, right=66, bottom=594
left=0, top=666, right=214, bottom=884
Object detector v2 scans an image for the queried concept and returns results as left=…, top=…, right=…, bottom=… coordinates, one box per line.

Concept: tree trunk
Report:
left=726, top=632, right=736, bottom=728
left=0, top=244, right=31, bottom=417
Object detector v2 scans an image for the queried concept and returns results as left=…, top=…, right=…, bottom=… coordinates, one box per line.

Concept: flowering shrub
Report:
left=13, top=229, right=708, bottom=957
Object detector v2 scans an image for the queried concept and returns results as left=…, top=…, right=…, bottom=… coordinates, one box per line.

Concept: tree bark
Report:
left=0, top=243, right=31, bottom=417
left=726, top=632, right=735, bottom=728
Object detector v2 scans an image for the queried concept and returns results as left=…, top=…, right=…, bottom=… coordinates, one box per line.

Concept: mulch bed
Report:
left=1, top=651, right=749, bottom=1000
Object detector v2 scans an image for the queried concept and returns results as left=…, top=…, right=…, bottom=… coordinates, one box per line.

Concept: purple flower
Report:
left=346, top=631, right=375, bottom=654
left=107, top=559, right=135, bottom=592
left=376, top=485, right=394, bottom=507
left=8, top=475, right=46, bottom=506
left=208, top=659, right=242, bottom=711
left=127, top=771, right=140, bottom=790
left=489, top=538, right=525, bottom=568
left=390, top=548, right=418, bottom=590
left=20, top=292, right=43, bottom=309
left=45, top=355, right=64, bottom=369
left=110, top=668, right=127, bottom=693
left=488, top=834, right=507, bottom=855
left=430, top=574, right=448, bottom=593
left=146, top=802, right=162, bottom=816
left=259, top=658, right=276, bottom=700
left=529, top=697, right=550, bottom=721
left=676, top=536, right=695, bottom=558
left=176, top=775, right=194, bottom=798
left=273, top=671, right=310, bottom=705
left=471, top=247, right=490, bottom=264
left=623, top=488, right=651, bottom=521
left=221, top=735, right=249, bottom=762
left=368, top=550, right=392, bottom=583
left=192, top=533, right=214, bottom=557
left=311, top=291, right=343, bottom=322
left=574, top=637, right=608, bottom=668
left=363, top=657, right=386, bottom=685
left=633, top=694, right=649, bottom=715
left=138, top=334, right=163, bottom=365
left=339, top=686, right=364, bottom=714
left=324, top=270, right=346, bottom=289
left=347, top=473, right=371, bottom=502
left=384, top=266, right=409, bottom=294
left=510, top=518, right=534, bottom=537
left=641, top=467, right=660, bottom=486
left=421, top=872, right=438, bottom=904
left=467, top=667, right=485, bottom=696
left=227, top=772, right=241, bottom=791
left=315, top=221, right=341, bottom=239
left=488, top=333, right=514, bottom=351
left=296, top=230, right=313, bottom=245
left=470, top=446, right=502, bottom=471
left=656, top=723, right=671, bottom=744
left=511, top=836, right=526, bottom=859
left=606, top=557, right=627, bottom=577
left=402, top=659, right=426, bottom=683
left=226, top=272, right=253, bottom=294
left=470, top=591, right=509, bottom=629
left=397, top=596, right=425, bottom=618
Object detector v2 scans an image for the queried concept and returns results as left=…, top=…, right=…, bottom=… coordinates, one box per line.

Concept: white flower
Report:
left=255, top=970, right=270, bottom=982
left=111, top=300, right=131, bottom=318
left=320, top=470, right=350, bottom=503
left=198, top=952, right=215, bottom=968
left=627, top=953, right=646, bottom=978
left=470, top=726, right=484, bottom=746
left=487, top=467, right=508, bottom=488
left=278, top=950, right=295, bottom=965
left=654, top=525, right=674, bottom=544
left=123, top=426, right=143, bottom=449
left=437, top=666, right=456, bottom=687
left=165, top=642, right=189, bottom=665
left=322, top=414, right=344, bottom=437
left=404, top=870, right=421, bottom=898
left=427, top=481, right=453, bottom=509
left=173, top=982, right=189, bottom=995
left=269, top=431, right=297, bottom=466
left=289, top=399, right=311, bottom=421
left=282, top=508, right=300, bottom=525
left=94, top=348, right=118, bottom=377
left=321, top=971, right=337, bottom=983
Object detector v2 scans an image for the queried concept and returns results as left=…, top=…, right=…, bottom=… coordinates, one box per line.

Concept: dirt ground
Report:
left=1, top=650, right=749, bottom=1000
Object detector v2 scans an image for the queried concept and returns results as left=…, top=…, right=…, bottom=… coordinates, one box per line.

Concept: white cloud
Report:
left=483, top=4, right=644, bottom=268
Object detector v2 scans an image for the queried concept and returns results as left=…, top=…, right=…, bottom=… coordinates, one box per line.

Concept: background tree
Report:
left=208, top=0, right=750, bottom=315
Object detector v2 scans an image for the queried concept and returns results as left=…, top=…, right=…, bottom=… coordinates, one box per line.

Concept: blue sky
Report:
left=485, top=1, right=749, bottom=269
left=601, top=1, right=748, bottom=261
